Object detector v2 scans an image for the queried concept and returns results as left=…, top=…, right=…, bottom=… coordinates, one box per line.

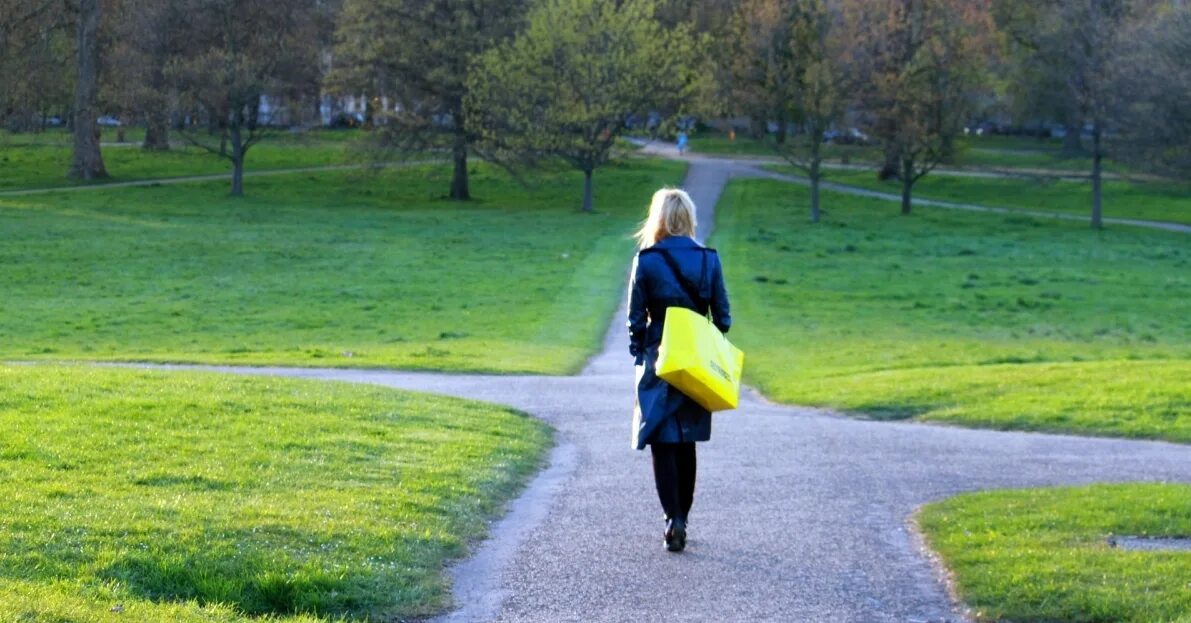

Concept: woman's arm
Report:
left=627, top=254, right=648, bottom=364
left=710, top=253, right=732, bottom=334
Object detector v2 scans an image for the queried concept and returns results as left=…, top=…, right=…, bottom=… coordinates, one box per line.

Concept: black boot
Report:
left=664, top=517, right=687, bottom=552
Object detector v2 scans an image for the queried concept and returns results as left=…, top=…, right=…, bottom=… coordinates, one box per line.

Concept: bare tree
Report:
left=330, top=0, right=528, bottom=200
left=165, top=0, right=320, bottom=196
left=724, top=0, right=848, bottom=222
left=845, top=0, right=995, bottom=215
left=104, top=0, right=183, bottom=151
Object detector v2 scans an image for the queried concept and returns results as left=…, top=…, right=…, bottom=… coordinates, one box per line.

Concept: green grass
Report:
left=919, top=483, right=1191, bottom=622
left=714, top=178, right=1191, bottom=442
left=0, top=158, right=685, bottom=373
left=0, top=133, right=372, bottom=190
left=0, top=363, right=552, bottom=621
left=687, top=130, right=879, bottom=163
left=815, top=169, right=1191, bottom=225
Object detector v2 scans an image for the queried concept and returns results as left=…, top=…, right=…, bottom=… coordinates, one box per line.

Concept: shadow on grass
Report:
left=98, top=530, right=436, bottom=619
left=845, top=405, right=930, bottom=422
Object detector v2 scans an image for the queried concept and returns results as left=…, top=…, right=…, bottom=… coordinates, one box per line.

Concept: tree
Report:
left=104, top=0, right=184, bottom=151
left=330, top=0, right=528, bottom=200
left=165, top=0, right=320, bottom=196
left=845, top=0, right=994, bottom=215
left=0, top=0, right=74, bottom=133
left=467, top=0, right=705, bottom=212
left=69, top=0, right=109, bottom=179
left=1112, top=3, right=1191, bottom=179
left=724, top=0, right=847, bottom=222
left=993, top=0, right=1087, bottom=156
left=1000, top=0, right=1140, bottom=228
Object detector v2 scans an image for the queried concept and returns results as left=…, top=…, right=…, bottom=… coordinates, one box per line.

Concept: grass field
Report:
left=688, top=128, right=1104, bottom=170
left=714, top=178, right=1191, bottom=442
left=685, top=130, right=880, bottom=163
left=0, top=130, right=373, bottom=190
left=0, top=159, right=685, bottom=373
left=919, top=483, right=1191, bottom=622
left=812, top=168, right=1191, bottom=225
left=0, top=363, right=552, bottom=621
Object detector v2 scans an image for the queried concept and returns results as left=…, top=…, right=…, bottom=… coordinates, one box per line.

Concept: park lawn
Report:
left=714, top=178, right=1191, bottom=442
left=689, top=129, right=1101, bottom=171
left=0, top=136, right=371, bottom=191
left=918, top=483, right=1191, bottom=622
left=0, top=158, right=685, bottom=373
left=766, top=165, right=1191, bottom=225
left=688, top=130, right=880, bottom=163
left=0, top=363, right=552, bottom=621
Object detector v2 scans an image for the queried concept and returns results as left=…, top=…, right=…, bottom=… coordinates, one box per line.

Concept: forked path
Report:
left=134, top=159, right=1190, bottom=622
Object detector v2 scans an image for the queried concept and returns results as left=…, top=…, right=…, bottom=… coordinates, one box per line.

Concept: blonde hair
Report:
left=634, top=188, right=698, bottom=249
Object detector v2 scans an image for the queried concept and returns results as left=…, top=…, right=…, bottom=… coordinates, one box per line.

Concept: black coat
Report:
left=628, top=235, right=732, bottom=450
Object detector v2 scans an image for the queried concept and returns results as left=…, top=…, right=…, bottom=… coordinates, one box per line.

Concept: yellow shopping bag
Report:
left=655, top=306, right=744, bottom=412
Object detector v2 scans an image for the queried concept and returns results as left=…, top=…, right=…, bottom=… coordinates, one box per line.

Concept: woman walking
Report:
left=627, top=188, right=731, bottom=552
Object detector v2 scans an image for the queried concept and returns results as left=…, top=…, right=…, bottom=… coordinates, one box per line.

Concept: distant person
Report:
left=627, top=188, right=732, bottom=552
left=676, top=130, right=689, bottom=155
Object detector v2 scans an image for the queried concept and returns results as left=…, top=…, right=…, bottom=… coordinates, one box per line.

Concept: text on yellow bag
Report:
left=656, top=306, right=744, bottom=412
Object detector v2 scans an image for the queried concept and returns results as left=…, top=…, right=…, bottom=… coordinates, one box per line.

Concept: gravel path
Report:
left=121, top=158, right=1191, bottom=622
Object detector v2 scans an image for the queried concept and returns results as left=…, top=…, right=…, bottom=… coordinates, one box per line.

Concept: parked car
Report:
left=823, top=127, right=870, bottom=145
left=97, top=115, right=121, bottom=127
left=327, top=112, right=364, bottom=128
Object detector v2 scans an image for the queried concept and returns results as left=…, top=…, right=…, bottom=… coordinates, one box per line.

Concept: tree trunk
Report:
left=1091, top=122, right=1103, bottom=229
left=749, top=115, right=767, bottom=140
left=582, top=168, right=594, bottom=213
left=450, top=129, right=470, bottom=200
left=229, top=121, right=244, bottom=197
left=68, top=0, right=107, bottom=180
left=143, top=110, right=170, bottom=151
left=809, top=139, right=822, bottom=223
left=774, top=109, right=787, bottom=145
left=900, top=157, right=914, bottom=215
left=941, top=134, right=957, bottom=164
left=1061, top=123, right=1084, bottom=156
left=879, top=146, right=900, bottom=181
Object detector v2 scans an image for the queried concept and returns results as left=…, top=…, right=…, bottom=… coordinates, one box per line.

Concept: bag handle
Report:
left=657, top=248, right=709, bottom=317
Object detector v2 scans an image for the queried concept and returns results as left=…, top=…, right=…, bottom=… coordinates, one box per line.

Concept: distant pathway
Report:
left=753, top=166, right=1191, bottom=234
left=635, top=140, right=1190, bottom=234
left=115, top=158, right=1191, bottom=622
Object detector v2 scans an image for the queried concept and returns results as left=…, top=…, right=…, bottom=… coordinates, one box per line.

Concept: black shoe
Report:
left=664, top=517, right=687, bottom=552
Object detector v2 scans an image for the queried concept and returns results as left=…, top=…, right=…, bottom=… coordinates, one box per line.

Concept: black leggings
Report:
left=650, top=442, right=697, bottom=521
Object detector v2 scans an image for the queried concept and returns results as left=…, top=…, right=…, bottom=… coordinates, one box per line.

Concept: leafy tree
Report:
left=330, top=0, right=527, bottom=200
left=0, top=0, right=73, bottom=133
left=999, top=0, right=1141, bottom=228
left=165, top=0, right=320, bottom=196
left=993, top=0, right=1088, bottom=156
left=467, top=0, right=705, bottom=212
left=1112, top=3, right=1191, bottom=179
left=724, top=0, right=847, bottom=222
left=845, top=0, right=995, bottom=215
left=104, top=0, right=186, bottom=150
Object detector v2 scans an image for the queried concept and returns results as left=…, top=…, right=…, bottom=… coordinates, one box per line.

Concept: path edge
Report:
left=429, top=438, right=579, bottom=623
left=906, top=505, right=976, bottom=623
